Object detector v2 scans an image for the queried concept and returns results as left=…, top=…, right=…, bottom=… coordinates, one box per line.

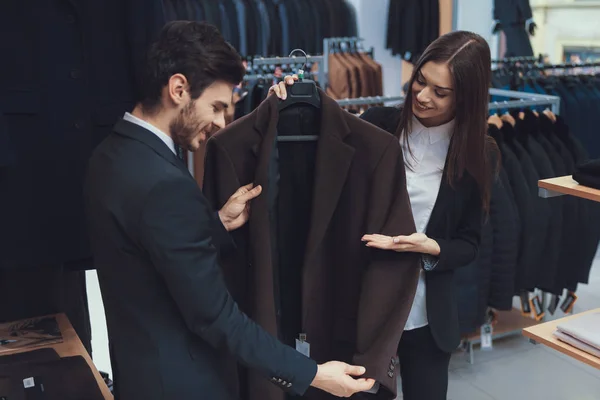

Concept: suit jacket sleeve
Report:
left=431, top=178, right=483, bottom=273
left=353, top=136, right=420, bottom=398
left=138, top=176, right=317, bottom=396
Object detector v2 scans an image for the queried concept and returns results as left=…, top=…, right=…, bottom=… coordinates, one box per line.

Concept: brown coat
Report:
left=203, top=92, right=420, bottom=400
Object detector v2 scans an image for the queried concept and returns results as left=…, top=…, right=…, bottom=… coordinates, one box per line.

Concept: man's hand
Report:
left=218, top=183, right=262, bottom=231
left=310, top=361, right=375, bottom=398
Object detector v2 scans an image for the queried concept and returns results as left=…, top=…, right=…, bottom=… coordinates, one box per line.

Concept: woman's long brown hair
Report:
left=398, top=31, right=498, bottom=213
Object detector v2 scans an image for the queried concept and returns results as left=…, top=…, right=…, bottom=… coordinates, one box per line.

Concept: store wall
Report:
left=455, top=0, right=500, bottom=58
left=530, top=0, right=600, bottom=62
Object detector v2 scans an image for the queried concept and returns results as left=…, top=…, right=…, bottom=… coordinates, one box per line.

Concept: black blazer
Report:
left=360, top=107, right=484, bottom=353
left=84, top=119, right=317, bottom=400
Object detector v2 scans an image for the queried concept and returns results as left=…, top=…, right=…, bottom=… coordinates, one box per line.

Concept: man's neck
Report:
left=131, top=105, right=173, bottom=138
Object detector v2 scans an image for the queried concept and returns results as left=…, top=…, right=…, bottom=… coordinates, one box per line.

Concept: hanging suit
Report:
left=203, top=91, right=420, bottom=400
left=493, top=0, right=534, bottom=57
left=0, top=0, right=165, bottom=352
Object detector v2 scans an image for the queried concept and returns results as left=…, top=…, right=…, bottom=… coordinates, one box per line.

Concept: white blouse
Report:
left=402, top=116, right=454, bottom=330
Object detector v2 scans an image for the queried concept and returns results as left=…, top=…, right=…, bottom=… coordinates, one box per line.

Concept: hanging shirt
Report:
left=402, top=116, right=454, bottom=330
left=123, top=112, right=176, bottom=155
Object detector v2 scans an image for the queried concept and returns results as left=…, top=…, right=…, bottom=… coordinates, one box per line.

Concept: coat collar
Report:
left=113, top=118, right=190, bottom=176
left=247, top=91, right=356, bottom=324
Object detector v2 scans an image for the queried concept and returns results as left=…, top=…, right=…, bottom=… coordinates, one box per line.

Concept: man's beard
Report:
left=169, top=100, right=205, bottom=151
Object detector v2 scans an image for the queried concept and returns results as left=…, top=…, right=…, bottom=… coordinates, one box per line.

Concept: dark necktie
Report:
left=176, top=145, right=185, bottom=161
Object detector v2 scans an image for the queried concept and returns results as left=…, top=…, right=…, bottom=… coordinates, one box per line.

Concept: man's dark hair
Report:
left=137, top=21, right=245, bottom=114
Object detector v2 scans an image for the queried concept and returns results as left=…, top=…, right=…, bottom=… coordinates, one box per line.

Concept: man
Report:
left=84, top=21, right=375, bottom=400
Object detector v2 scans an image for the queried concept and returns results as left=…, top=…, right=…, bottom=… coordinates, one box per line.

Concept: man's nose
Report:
left=213, top=112, right=226, bottom=130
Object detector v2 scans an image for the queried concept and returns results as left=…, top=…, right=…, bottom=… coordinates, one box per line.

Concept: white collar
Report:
left=123, top=112, right=176, bottom=155
left=410, top=115, right=454, bottom=144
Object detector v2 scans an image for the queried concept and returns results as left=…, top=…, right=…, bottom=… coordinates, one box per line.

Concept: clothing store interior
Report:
left=2, top=0, right=600, bottom=399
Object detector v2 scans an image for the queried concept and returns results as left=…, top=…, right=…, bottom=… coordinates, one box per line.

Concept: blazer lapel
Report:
left=427, top=175, right=452, bottom=235
left=113, top=119, right=191, bottom=178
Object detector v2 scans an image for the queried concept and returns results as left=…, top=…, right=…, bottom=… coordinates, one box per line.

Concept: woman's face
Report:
left=411, top=61, right=455, bottom=127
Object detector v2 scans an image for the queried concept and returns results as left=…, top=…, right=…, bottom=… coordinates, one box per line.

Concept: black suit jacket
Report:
left=0, top=0, right=165, bottom=268
left=85, top=119, right=317, bottom=400
left=203, top=92, right=420, bottom=400
left=360, top=107, right=484, bottom=353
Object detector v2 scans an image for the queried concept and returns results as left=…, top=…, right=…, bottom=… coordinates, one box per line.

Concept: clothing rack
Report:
left=491, top=55, right=544, bottom=64
left=537, top=62, right=600, bottom=70
left=489, top=88, right=561, bottom=115
left=251, top=55, right=324, bottom=66
left=322, top=37, right=374, bottom=92
left=460, top=88, right=562, bottom=365
left=243, top=72, right=316, bottom=82
left=336, top=95, right=404, bottom=107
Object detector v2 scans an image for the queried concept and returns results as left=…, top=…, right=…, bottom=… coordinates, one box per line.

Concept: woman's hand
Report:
left=361, top=233, right=441, bottom=256
left=267, top=74, right=298, bottom=100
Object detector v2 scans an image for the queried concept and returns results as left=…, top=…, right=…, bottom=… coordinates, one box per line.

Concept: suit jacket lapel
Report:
left=113, top=119, right=191, bottom=178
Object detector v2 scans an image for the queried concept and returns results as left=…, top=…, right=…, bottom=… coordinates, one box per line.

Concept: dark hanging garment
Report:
left=493, top=0, right=534, bottom=57
left=488, top=125, right=538, bottom=292
left=501, top=123, right=552, bottom=290
left=512, top=113, right=564, bottom=294
left=487, top=170, right=519, bottom=310
left=204, top=92, right=420, bottom=400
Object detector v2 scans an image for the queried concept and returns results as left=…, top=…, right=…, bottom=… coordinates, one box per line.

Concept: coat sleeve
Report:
left=430, top=180, right=483, bottom=273
left=352, top=136, right=420, bottom=398
left=138, top=176, right=317, bottom=396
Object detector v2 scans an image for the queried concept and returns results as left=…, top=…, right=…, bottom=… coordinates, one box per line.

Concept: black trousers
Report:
left=398, top=325, right=451, bottom=400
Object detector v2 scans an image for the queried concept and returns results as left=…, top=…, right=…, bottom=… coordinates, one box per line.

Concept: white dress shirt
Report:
left=123, top=112, right=176, bottom=155
left=402, top=116, right=454, bottom=330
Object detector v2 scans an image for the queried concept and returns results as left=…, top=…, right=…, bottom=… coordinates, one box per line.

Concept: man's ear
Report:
left=167, top=73, right=189, bottom=106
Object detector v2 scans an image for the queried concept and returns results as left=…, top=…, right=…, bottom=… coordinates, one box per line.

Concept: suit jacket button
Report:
left=388, top=371, right=394, bottom=378
left=287, top=382, right=292, bottom=388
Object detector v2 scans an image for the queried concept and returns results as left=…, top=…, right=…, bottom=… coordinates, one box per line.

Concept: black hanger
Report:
left=277, top=49, right=320, bottom=142
left=278, top=49, right=320, bottom=112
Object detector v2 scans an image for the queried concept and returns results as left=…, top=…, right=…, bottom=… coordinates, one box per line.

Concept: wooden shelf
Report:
left=538, top=175, right=600, bottom=203
left=463, top=309, right=541, bottom=342
left=523, top=308, right=600, bottom=370
left=0, top=313, right=113, bottom=399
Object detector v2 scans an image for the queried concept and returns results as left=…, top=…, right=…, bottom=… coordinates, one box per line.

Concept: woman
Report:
left=272, top=31, right=497, bottom=400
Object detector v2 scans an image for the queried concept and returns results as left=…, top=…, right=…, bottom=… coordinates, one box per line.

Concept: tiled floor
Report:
left=397, top=254, right=600, bottom=399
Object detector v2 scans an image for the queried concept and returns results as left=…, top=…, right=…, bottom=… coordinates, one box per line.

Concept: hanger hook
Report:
left=288, top=48, right=309, bottom=72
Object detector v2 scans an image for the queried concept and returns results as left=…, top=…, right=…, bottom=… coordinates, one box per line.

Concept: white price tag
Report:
left=295, top=337, right=310, bottom=357
left=23, top=377, right=35, bottom=389
left=481, top=323, right=493, bottom=350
